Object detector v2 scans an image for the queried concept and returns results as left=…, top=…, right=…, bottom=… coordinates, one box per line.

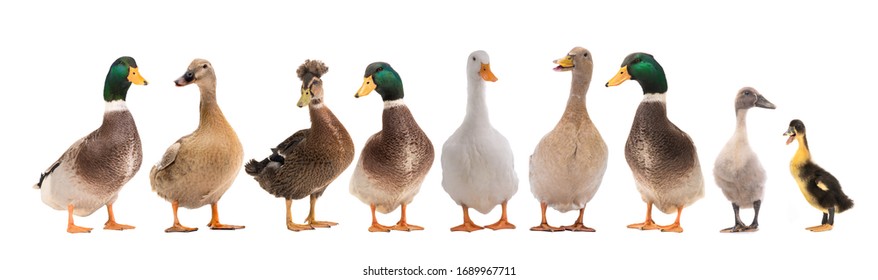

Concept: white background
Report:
left=1, top=0, right=874, bottom=279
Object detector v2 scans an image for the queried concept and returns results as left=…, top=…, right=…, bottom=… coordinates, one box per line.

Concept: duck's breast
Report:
left=442, top=126, right=518, bottom=214
left=625, top=102, right=703, bottom=212
left=529, top=120, right=608, bottom=212
left=714, top=139, right=765, bottom=207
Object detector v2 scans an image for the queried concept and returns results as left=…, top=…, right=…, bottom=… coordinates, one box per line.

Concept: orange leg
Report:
left=368, top=204, right=391, bottom=232
left=207, top=202, right=244, bottom=230
left=103, top=203, right=135, bottom=230
left=391, top=203, right=424, bottom=231
left=485, top=201, right=516, bottom=230
left=562, top=207, right=596, bottom=232
left=286, top=199, right=314, bottom=231
left=530, top=202, right=562, bottom=232
left=66, top=204, right=92, bottom=234
left=628, top=202, right=659, bottom=230
left=304, top=194, right=337, bottom=228
left=451, top=205, right=484, bottom=232
left=165, top=200, right=197, bottom=233
left=658, top=207, right=684, bottom=233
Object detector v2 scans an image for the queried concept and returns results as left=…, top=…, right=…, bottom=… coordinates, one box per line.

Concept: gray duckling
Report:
left=713, top=87, right=775, bottom=233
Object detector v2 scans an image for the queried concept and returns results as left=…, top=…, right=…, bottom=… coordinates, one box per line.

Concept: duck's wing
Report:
left=33, top=136, right=86, bottom=189
left=154, top=139, right=183, bottom=172
left=34, top=158, right=62, bottom=189
left=276, top=129, right=309, bottom=158
left=810, top=167, right=840, bottom=193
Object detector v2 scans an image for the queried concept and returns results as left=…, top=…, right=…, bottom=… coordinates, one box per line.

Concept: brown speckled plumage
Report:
left=245, top=60, right=354, bottom=201
left=38, top=106, right=143, bottom=216
left=626, top=99, right=704, bottom=214
left=351, top=104, right=435, bottom=214
left=245, top=103, right=355, bottom=200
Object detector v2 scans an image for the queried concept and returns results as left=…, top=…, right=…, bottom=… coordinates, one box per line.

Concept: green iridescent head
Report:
left=104, top=56, right=148, bottom=102
left=354, top=62, right=404, bottom=101
left=605, top=52, right=667, bottom=94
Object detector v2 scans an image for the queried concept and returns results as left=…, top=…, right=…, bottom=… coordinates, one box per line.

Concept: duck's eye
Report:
left=583, top=53, right=589, bottom=57
left=744, top=91, right=751, bottom=96
left=376, top=67, right=383, bottom=72
left=202, top=64, right=208, bottom=69
left=472, top=57, right=476, bottom=61
left=633, top=58, right=641, bottom=64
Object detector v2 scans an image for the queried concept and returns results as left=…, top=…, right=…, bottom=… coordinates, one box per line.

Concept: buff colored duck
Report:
left=150, top=59, right=244, bottom=232
left=529, top=47, right=607, bottom=232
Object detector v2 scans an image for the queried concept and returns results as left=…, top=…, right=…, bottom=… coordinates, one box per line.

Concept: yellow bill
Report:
left=605, top=66, right=630, bottom=87
left=553, top=55, right=574, bottom=72
left=297, top=88, right=311, bottom=108
left=480, top=63, right=498, bottom=82
left=355, top=76, right=376, bottom=98
left=128, top=67, right=148, bottom=85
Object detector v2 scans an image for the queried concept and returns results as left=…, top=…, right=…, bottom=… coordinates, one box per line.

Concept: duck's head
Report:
left=355, top=62, right=403, bottom=101
left=104, top=56, right=148, bottom=102
left=296, top=60, right=329, bottom=108
left=552, top=46, right=593, bottom=73
left=784, top=119, right=806, bottom=145
left=468, top=50, right=498, bottom=82
left=736, top=87, right=776, bottom=111
left=174, top=59, right=215, bottom=87
left=605, top=52, right=668, bottom=94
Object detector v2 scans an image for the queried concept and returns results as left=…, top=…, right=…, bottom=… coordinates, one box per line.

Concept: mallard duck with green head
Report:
left=605, top=52, right=704, bottom=233
left=245, top=59, right=355, bottom=231
left=33, top=56, right=148, bottom=233
left=350, top=62, right=435, bottom=232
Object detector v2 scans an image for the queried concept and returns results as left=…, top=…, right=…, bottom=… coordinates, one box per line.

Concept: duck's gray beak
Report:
left=755, top=94, right=776, bottom=109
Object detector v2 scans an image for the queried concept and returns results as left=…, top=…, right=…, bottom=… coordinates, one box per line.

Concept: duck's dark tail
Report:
left=34, top=161, right=62, bottom=189
left=837, top=193, right=854, bottom=213
left=244, top=158, right=269, bottom=176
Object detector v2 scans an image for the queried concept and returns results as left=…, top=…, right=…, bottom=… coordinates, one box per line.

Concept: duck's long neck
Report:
left=792, top=136, right=811, bottom=166
left=309, top=100, right=338, bottom=132
left=563, top=68, right=592, bottom=121
left=733, top=109, right=749, bottom=141
left=463, top=76, right=490, bottom=126
left=196, top=80, right=232, bottom=131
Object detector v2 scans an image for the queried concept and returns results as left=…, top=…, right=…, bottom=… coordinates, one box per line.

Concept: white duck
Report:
left=441, top=50, right=518, bottom=232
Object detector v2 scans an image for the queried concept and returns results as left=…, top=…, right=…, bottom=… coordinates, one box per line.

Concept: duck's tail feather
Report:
left=244, top=158, right=269, bottom=176
left=837, top=193, right=854, bottom=213
left=34, top=161, right=62, bottom=189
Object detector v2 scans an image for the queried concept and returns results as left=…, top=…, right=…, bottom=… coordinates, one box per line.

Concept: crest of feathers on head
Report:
left=296, top=60, right=329, bottom=81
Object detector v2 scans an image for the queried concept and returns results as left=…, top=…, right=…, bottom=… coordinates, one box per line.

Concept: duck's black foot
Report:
left=720, top=222, right=748, bottom=233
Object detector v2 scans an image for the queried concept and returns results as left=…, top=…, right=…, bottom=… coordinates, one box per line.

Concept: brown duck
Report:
left=245, top=60, right=355, bottom=231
